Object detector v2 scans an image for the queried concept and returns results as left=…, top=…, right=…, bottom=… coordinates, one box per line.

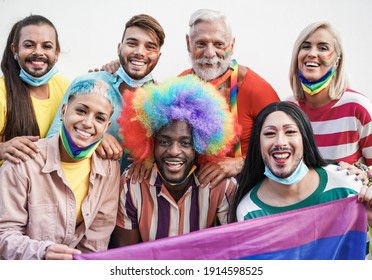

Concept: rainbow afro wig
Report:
left=118, top=75, right=241, bottom=167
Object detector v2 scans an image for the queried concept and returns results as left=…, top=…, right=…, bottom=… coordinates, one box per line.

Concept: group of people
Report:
left=0, top=9, right=371, bottom=260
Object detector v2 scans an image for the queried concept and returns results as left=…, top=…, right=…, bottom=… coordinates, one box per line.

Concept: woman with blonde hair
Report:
left=287, top=21, right=372, bottom=259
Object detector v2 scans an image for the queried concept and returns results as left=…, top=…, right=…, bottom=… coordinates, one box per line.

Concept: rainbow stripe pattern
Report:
left=229, top=59, right=241, bottom=157
left=117, top=75, right=240, bottom=167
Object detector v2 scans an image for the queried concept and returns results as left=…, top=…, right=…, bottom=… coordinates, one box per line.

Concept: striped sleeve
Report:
left=289, top=90, right=372, bottom=165
left=116, top=174, right=142, bottom=230
left=216, top=177, right=237, bottom=225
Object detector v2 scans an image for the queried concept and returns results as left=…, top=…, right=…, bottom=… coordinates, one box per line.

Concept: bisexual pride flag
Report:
left=74, top=196, right=367, bottom=260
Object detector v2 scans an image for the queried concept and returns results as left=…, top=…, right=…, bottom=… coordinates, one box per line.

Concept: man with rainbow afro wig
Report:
left=110, top=75, right=240, bottom=246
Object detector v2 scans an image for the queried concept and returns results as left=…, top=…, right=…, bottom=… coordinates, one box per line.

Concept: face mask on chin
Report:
left=116, top=65, right=153, bottom=88
left=59, top=122, right=103, bottom=160
left=19, top=66, right=58, bottom=87
left=298, top=66, right=337, bottom=96
left=264, top=160, right=309, bottom=185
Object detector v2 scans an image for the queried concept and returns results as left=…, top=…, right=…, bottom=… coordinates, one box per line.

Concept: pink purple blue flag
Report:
left=74, top=196, right=367, bottom=260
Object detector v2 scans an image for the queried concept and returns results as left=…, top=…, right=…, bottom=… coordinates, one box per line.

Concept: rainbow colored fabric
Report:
left=74, top=196, right=367, bottom=260
left=117, top=75, right=240, bottom=167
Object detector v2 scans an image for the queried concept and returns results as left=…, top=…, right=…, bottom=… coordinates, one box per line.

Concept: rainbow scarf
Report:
left=60, top=123, right=102, bottom=160
left=229, top=60, right=240, bottom=157
left=209, top=60, right=240, bottom=157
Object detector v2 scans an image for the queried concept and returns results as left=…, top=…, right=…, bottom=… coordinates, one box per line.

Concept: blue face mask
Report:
left=264, top=160, right=309, bottom=185
left=19, top=66, right=58, bottom=87
left=116, top=65, right=153, bottom=88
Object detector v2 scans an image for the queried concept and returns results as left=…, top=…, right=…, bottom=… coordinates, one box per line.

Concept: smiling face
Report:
left=260, top=111, right=303, bottom=179
left=61, top=93, right=112, bottom=149
left=154, top=120, right=196, bottom=185
left=187, top=19, right=234, bottom=81
left=297, top=27, right=339, bottom=82
left=118, top=26, right=161, bottom=80
left=12, top=24, right=59, bottom=77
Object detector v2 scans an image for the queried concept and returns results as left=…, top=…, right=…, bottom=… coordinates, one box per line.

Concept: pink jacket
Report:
left=0, top=134, right=120, bottom=259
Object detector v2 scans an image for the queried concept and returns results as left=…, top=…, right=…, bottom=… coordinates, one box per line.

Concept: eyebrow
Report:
left=125, top=37, right=158, bottom=46
left=77, top=103, right=109, bottom=117
left=22, top=39, right=54, bottom=45
left=302, top=40, right=330, bottom=46
left=263, top=123, right=297, bottom=129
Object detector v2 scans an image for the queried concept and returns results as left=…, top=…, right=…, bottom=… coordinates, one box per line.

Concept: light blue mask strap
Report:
left=264, top=160, right=309, bottom=185
left=115, top=65, right=153, bottom=88
left=19, top=66, right=58, bottom=86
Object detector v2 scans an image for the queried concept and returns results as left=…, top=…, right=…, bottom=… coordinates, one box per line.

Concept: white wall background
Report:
left=1, top=0, right=371, bottom=100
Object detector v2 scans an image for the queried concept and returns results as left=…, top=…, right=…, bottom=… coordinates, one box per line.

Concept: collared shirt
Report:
left=0, top=134, right=120, bottom=260
left=236, top=165, right=362, bottom=221
left=116, top=167, right=237, bottom=242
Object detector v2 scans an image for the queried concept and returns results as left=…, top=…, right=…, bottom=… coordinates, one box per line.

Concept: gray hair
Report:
left=188, top=9, right=233, bottom=42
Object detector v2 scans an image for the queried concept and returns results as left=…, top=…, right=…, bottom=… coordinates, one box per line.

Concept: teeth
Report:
left=76, top=128, right=92, bottom=138
left=305, top=62, right=319, bottom=67
left=131, top=60, right=145, bottom=66
left=273, top=153, right=289, bottom=159
left=32, top=61, right=45, bottom=65
left=165, top=161, right=183, bottom=166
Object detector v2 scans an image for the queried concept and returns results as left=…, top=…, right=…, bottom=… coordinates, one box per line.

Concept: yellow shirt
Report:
left=0, top=74, right=70, bottom=139
left=61, top=158, right=91, bottom=225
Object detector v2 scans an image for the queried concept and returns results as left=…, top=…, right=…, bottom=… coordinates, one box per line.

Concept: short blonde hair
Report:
left=289, top=21, right=349, bottom=101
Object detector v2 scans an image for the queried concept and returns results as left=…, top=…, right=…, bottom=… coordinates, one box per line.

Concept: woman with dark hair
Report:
left=0, top=15, right=69, bottom=164
left=230, top=102, right=371, bottom=229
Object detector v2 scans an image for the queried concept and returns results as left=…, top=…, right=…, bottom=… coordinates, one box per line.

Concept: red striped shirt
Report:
left=287, top=89, right=372, bottom=165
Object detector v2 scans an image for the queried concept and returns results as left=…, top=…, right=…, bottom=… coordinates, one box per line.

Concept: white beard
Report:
left=191, top=55, right=232, bottom=81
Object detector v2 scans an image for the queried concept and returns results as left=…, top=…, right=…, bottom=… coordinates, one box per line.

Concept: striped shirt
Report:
left=236, top=164, right=361, bottom=221
left=287, top=89, right=372, bottom=166
left=117, top=167, right=237, bottom=242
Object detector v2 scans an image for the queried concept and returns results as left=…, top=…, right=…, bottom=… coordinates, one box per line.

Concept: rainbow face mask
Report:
left=60, top=122, right=102, bottom=160
left=298, top=67, right=336, bottom=95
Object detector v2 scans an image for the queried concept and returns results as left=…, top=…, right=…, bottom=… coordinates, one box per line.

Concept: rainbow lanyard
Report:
left=210, top=59, right=241, bottom=157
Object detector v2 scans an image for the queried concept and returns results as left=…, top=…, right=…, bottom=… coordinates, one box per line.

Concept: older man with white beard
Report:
left=179, top=9, right=280, bottom=188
